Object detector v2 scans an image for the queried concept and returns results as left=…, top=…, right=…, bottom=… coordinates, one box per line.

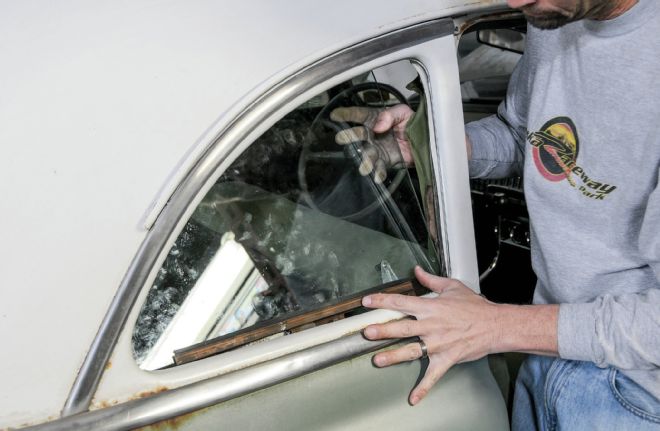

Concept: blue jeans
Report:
left=512, top=355, right=660, bottom=430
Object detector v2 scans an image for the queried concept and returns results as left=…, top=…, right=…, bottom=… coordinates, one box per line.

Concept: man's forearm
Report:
left=492, top=303, right=559, bottom=356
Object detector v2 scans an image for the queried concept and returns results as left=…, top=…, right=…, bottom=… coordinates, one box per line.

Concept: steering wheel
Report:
left=297, top=82, right=410, bottom=221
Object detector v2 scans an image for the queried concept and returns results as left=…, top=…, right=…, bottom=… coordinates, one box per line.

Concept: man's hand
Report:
left=362, top=266, right=558, bottom=405
left=330, top=104, right=414, bottom=183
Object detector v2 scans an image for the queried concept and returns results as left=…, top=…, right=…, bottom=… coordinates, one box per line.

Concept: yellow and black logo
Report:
left=528, top=117, right=616, bottom=200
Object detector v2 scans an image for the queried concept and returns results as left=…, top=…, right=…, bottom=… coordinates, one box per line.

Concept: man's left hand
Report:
left=362, top=266, right=501, bottom=405
left=363, top=266, right=559, bottom=405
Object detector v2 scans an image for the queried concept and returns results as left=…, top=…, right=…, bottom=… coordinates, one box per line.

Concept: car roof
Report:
left=0, top=0, right=507, bottom=427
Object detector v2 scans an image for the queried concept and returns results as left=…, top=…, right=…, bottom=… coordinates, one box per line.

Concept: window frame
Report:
left=136, top=65, right=444, bottom=370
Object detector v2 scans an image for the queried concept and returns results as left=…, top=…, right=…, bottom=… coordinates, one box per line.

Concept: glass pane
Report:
left=133, top=60, right=440, bottom=369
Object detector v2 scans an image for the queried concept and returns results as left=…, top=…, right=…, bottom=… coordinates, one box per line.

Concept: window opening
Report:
left=133, top=60, right=440, bottom=370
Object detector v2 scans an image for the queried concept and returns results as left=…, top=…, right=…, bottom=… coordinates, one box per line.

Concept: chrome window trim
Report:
left=62, top=17, right=454, bottom=418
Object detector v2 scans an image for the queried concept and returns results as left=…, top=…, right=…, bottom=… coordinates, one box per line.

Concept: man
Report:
left=343, top=0, right=660, bottom=429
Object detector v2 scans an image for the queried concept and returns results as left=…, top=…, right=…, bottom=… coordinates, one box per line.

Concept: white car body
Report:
left=0, top=1, right=513, bottom=429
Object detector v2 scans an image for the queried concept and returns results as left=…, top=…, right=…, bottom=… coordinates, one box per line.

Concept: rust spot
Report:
left=131, top=385, right=169, bottom=400
left=91, top=386, right=168, bottom=411
left=104, top=360, right=112, bottom=371
left=140, top=409, right=198, bottom=430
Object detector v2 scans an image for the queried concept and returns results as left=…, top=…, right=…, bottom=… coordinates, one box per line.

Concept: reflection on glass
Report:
left=140, top=233, right=267, bottom=370
left=133, top=61, right=440, bottom=369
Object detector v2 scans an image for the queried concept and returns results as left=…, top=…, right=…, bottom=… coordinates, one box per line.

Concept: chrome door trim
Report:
left=32, top=335, right=399, bottom=430
left=62, top=18, right=454, bottom=417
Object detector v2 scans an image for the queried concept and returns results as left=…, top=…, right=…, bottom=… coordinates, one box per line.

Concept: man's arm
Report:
left=559, top=290, right=660, bottom=369
left=465, top=44, right=532, bottom=179
left=558, top=173, right=660, bottom=371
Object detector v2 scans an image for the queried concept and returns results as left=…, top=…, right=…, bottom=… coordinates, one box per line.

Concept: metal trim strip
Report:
left=33, top=335, right=399, bottom=430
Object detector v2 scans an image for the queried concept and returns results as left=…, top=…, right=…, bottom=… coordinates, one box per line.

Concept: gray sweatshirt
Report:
left=466, top=0, right=660, bottom=399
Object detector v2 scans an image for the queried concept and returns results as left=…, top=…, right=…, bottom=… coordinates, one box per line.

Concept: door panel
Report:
left=138, top=354, right=507, bottom=431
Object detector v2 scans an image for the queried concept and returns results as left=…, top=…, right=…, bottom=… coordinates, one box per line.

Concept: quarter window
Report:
left=133, top=60, right=440, bottom=370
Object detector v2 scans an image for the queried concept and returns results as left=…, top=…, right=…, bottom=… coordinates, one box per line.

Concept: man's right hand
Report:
left=330, top=104, right=415, bottom=183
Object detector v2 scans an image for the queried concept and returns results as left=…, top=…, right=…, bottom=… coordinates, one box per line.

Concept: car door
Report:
left=34, top=17, right=509, bottom=431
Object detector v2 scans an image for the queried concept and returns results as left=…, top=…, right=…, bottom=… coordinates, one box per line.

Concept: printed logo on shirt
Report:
left=528, top=117, right=617, bottom=200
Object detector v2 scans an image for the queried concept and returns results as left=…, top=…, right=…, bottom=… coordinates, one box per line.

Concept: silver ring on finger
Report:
left=418, top=339, right=428, bottom=360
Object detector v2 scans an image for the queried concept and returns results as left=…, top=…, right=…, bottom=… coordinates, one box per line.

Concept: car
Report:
left=0, top=1, right=531, bottom=429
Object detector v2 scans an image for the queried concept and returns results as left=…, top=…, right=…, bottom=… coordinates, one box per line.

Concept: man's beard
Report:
left=524, top=11, right=576, bottom=30
left=521, top=0, right=619, bottom=30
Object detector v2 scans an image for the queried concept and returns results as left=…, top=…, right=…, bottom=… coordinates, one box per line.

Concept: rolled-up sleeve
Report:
left=558, top=289, right=660, bottom=370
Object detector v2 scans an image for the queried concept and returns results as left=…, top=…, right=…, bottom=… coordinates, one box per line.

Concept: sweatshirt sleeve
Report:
left=466, top=46, right=532, bottom=179
left=558, top=170, right=660, bottom=370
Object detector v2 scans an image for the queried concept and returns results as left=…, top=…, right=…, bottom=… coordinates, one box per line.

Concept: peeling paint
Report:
left=132, top=386, right=169, bottom=400
left=94, top=399, right=120, bottom=410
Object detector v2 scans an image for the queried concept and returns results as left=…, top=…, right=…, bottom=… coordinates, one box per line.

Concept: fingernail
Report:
left=410, top=396, right=419, bottom=405
left=362, top=296, right=372, bottom=306
left=363, top=327, right=376, bottom=339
